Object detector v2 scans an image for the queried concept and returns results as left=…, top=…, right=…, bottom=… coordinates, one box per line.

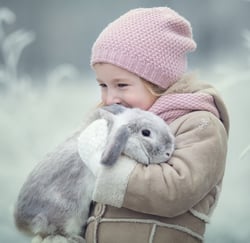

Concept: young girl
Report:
left=77, top=6, right=230, bottom=243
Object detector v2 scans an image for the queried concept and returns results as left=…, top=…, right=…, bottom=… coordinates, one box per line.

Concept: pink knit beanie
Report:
left=91, top=7, right=197, bottom=89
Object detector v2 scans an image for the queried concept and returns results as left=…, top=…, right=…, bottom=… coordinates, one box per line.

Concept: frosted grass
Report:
left=203, top=29, right=250, bottom=242
left=0, top=7, right=250, bottom=243
left=0, top=8, right=100, bottom=242
left=204, top=77, right=250, bottom=242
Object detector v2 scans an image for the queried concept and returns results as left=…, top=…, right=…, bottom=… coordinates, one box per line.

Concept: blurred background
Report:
left=0, top=0, right=249, bottom=242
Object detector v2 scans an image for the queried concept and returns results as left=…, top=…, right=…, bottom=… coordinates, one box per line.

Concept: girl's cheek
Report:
left=101, top=92, right=107, bottom=103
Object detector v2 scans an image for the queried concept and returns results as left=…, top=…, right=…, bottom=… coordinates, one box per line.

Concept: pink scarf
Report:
left=149, top=93, right=220, bottom=124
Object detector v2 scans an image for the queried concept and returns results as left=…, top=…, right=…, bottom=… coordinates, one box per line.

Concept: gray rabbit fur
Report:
left=14, top=104, right=175, bottom=243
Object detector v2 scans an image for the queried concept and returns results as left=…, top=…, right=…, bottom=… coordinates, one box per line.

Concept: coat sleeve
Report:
left=92, top=111, right=228, bottom=217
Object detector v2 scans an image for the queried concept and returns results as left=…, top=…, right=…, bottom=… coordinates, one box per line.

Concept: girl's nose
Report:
left=105, top=92, right=121, bottom=105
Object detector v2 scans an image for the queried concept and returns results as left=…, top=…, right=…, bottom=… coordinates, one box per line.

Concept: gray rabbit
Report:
left=14, top=104, right=175, bottom=243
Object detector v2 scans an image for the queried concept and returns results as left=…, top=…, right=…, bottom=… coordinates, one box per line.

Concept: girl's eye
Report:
left=141, top=129, right=151, bottom=137
left=117, top=83, right=128, bottom=87
left=98, top=83, right=107, bottom=88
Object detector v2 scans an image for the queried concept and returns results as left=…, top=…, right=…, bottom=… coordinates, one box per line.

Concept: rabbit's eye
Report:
left=141, top=129, right=151, bottom=137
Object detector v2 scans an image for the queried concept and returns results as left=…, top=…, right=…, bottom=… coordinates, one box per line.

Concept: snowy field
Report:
left=0, top=5, right=250, bottom=243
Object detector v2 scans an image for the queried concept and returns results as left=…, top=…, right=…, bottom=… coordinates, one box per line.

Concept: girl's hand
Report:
left=78, top=117, right=136, bottom=208
left=78, top=119, right=108, bottom=176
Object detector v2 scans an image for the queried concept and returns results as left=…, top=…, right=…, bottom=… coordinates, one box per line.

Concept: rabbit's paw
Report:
left=40, top=235, right=85, bottom=243
left=42, top=235, right=69, bottom=243
left=68, top=235, right=86, bottom=243
left=31, top=235, right=43, bottom=243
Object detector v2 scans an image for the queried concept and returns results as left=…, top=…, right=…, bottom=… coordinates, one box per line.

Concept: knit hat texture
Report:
left=91, top=7, right=197, bottom=89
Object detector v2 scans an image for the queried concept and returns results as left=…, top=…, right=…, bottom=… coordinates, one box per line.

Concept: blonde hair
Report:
left=142, top=72, right=197, bottom=97
left=141, top=78, right=168, bottom=97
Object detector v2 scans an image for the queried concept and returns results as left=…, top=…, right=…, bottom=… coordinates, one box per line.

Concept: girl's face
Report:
left=93, top=63, right=157, bottom=110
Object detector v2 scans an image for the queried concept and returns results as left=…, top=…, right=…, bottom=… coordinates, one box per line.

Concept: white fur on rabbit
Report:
left=14, top=104, right=174, bottom=243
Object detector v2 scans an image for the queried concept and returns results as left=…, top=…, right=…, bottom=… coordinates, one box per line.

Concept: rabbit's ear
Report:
left=101, top=104, right=126, bottom=115
left=84, top=104, right=124, bottom=128
left=101, top=125, right=129, bottom=166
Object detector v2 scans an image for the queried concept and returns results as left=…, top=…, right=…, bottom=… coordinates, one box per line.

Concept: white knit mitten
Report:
left=78, top=119, right=108, bottom=176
